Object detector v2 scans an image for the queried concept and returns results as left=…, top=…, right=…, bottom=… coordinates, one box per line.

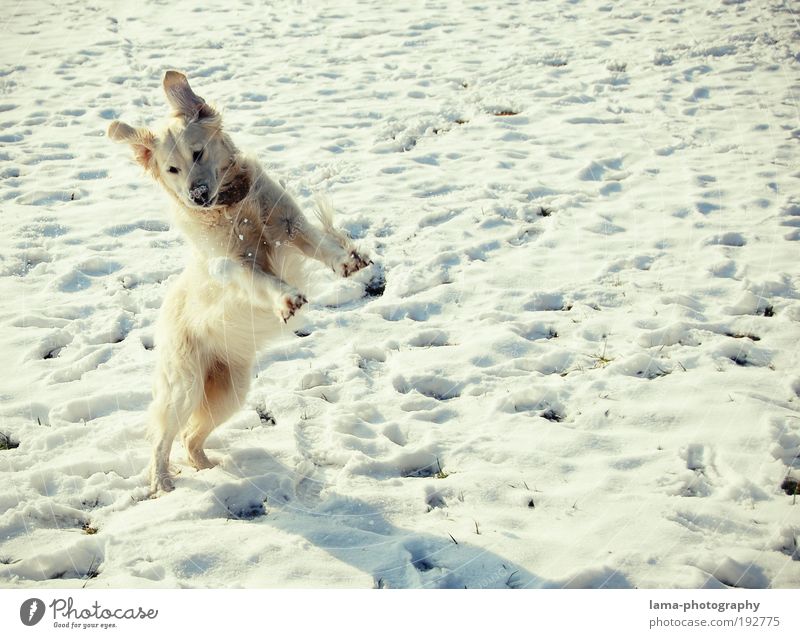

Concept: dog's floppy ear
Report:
left=163, top=70, right=216, bottom=120
left=108, top=120, right=156, bottom=169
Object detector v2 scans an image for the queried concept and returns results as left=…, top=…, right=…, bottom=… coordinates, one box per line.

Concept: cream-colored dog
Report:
left=109, top=71, right=371, bottom=495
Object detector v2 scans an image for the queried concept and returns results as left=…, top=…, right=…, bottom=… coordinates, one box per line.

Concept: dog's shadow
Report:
left=184, top=447, right=630, bottom=589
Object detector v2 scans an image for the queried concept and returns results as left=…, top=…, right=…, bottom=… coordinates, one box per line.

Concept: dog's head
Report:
left=108, top=71, right=237, bottom=209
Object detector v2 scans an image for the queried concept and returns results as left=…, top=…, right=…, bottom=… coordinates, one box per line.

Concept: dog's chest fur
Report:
left=174, top=163, right=301, bottom=277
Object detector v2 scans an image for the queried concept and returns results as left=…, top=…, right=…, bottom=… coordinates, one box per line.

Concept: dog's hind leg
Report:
left=183, top=358, right=251, bottom=470
left=148, top=356, right=204, bottom=495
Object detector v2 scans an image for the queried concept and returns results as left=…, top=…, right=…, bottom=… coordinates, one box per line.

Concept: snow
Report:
left=1, top=0, right=799, bottom=588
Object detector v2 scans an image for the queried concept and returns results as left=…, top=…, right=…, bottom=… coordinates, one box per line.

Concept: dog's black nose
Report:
left=189, top=182, right=210, bottom=206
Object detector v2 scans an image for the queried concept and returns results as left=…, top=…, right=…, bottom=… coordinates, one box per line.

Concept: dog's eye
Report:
left=192, top=150, right=203, bottom=162
left=168, top=166, right=179, bottom=174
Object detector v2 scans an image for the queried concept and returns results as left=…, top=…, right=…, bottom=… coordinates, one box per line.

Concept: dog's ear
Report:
left=108, top=120, right=156, bottom=169
left=163, top=70, right=216, bottom=120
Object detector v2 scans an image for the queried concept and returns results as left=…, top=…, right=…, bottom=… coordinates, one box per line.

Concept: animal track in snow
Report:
left=76, top=257, right=122, bottom=277
left=26, top=330, right=72, bottom=361
left=17, top=218, right=68, bottom=238
left=407, top=329, right=451, bottom=348
left=3, top=247, right=52, bottom=276
left=424, top=484, right=448, bottom=510
left=0, top=531, right=103, bottom=582
left=609, top=353, right=672, bottom=380
left=497, top=390, right=566, bottom=421
left=75, top=169, right=108, bottom=180
left=577, top=157, right=627, bottom=185
left=509, top=321, right=558, bottom=342
left=47, top=345, right=114, bottom=384
left=724, top=290, right=772, bottom=317
left=49, top=390, right=150, bottom=425
left=104, top=219, right=170, bottom=236
left=393, top=374, right=463, bottom=401
left=780, top=200, right=800, bottom=241
left=373, top=300, right=442, bottom=322
left=714, top=340, right=772, bottom=368
left=411, top=408, right=458, bottom=424
left=706, top=232, right=746, bottom=247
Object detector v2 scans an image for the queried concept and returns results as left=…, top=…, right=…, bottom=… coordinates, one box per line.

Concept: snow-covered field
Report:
left=1, top=0, right=799, bottom=588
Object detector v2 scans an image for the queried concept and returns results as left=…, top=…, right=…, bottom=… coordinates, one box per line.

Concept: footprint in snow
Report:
left=509, top=321, right=558, bottom=342
left=780, top=200, right=800, bottom=241
left=4, top=247, right=52, bottom=277
left=104, top=219, right=170, bottom=236
left=407, top=329, right=451, bottom=348
left=374, top=300, right=441, bottom=322
left=705, top=232, right=746, bottom=247
left=497, top=390, right=566, bottom=421
left=392, top=374, right=463, bottom=401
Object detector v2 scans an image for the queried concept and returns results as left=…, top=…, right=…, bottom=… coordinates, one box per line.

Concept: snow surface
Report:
left=1, top=0, right=800, bottom=588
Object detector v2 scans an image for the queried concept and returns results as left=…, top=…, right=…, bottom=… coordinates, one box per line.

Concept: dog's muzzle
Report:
left=189, top=182, right=211, bottom=207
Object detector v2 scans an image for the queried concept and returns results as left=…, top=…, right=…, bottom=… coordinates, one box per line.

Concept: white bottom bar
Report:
left=2, top=589, right=798, bottom=637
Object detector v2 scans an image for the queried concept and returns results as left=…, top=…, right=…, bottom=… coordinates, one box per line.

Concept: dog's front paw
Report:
left=336, top=251, right=372, bottom=278
left=275, top=291, right=307, bottom=323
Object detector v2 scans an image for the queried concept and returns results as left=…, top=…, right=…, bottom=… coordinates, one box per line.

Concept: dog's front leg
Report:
left=260, top=191, right=371, bottom=278
left=259, top=271, right=307, bottom=322
left=210, top=256, right=307, bottom=322
left=278, top=213, right=371, bottom=278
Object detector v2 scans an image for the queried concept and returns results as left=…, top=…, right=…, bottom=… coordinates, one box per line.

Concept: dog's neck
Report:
left=216, top=168, right=251, bottom=207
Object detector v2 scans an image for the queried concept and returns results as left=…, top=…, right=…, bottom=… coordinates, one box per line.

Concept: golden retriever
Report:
left=108, top=71, right=371, bottom=494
